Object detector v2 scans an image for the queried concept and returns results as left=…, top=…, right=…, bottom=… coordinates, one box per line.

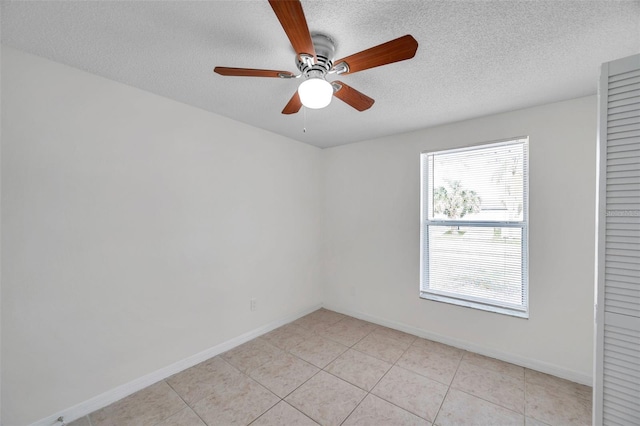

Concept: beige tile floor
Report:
left=70, top=309, right=592, bottom=426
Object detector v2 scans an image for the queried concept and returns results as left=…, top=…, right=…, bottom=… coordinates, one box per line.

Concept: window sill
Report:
left=420, top=291, right=529, bottom=319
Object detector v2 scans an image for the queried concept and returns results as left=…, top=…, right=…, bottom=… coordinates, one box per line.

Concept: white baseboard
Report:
left=32, top=304, right=322, bottom=426
left=323, top=304, right=593, bottom=387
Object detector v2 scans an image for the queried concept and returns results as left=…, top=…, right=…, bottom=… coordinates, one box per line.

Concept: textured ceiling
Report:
left=2, top=1, right=639, bottom=148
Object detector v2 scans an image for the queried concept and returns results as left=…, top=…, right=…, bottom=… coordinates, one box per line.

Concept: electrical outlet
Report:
left=250, top=298, right=257, bottom=311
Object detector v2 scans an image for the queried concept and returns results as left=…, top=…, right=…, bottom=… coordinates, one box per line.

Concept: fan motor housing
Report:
left=296, top=33, right=335, bottom=77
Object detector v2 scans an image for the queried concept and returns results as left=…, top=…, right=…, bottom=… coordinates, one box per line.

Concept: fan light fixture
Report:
left=298, top=77, right=333, bottom=109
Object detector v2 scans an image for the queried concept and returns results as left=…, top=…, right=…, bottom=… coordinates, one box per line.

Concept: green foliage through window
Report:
left=433, top=180, right=481, bottom=219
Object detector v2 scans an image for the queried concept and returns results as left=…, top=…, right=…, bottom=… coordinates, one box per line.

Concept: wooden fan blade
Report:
left=334, top=35, right=418, bottom=75
left=333, top=81, right=375, bottom=111
left=268, top=0, right=316, bottom=59
left=214, top=67, right=294, bottom=78
left=282, top=91, right=302, bottom=114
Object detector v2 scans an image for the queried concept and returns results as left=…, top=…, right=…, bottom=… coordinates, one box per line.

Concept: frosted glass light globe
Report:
left=298, top=77, right=333, bottom=109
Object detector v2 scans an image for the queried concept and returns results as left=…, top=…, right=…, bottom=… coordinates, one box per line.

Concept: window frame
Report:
left=420, top=137, right=529, bottom=318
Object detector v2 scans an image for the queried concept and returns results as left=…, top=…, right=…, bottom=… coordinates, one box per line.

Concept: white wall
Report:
left=1, top=47, right=323, bottom=425
left=322, top=96, right=597, bottom=384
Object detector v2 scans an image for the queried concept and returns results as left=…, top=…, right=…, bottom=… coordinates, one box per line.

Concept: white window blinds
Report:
left=420, top=138, right=529, bottom=317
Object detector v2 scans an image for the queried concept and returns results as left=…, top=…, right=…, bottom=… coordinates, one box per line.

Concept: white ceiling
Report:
left=2, top=1, right=639, bottom=148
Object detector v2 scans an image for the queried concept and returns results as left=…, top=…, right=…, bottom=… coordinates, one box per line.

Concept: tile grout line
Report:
left=177, top=356, right=242, bottom=409
left=431, top=350, right=466, bottom=425
left=222, top=333, right=318, bottom=423
left=292, top=316, right=390, bottom=425
left=335, top=327, right=464, bottom=424
left=277, top=313, right=354, bottom=424
left=306, top=319, right=376, bottom=425
left=338, top=333, right=432, bottom=424
left=456, top=388, right=526, bottom=417
left=167, top=354, right=280, bottom=426
left=281, top=365, right=322, bottom=400
left=453, top=355, right=529, bottom=417
left=334, top=328, right=397, bottom=425
left=376, top=334, right=438, bottom=422
left=256, top=318, right=342, bottom=424
left=163, top=379, right=210, bottom=426
left=244, top=395, right=283, bottom=426
left=235, top=357, right=283, bottom=424
left=337, top=393, right=367, bottom=426
left=434, top=386, right=453, bottom=426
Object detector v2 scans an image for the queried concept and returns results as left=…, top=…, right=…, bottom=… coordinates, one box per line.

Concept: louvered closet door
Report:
left=595, top=54, right=640, bottom=426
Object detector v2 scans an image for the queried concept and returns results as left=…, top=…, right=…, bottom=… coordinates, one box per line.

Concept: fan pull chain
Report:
left=303, top=106, right=307, bottom=133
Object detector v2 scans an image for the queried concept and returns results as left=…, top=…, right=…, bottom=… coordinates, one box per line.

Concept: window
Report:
left=420, top=138, right=529, bottom=317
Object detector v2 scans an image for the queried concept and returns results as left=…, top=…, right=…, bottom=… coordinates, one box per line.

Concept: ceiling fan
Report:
left=214, top=0, right=418, bottom=114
